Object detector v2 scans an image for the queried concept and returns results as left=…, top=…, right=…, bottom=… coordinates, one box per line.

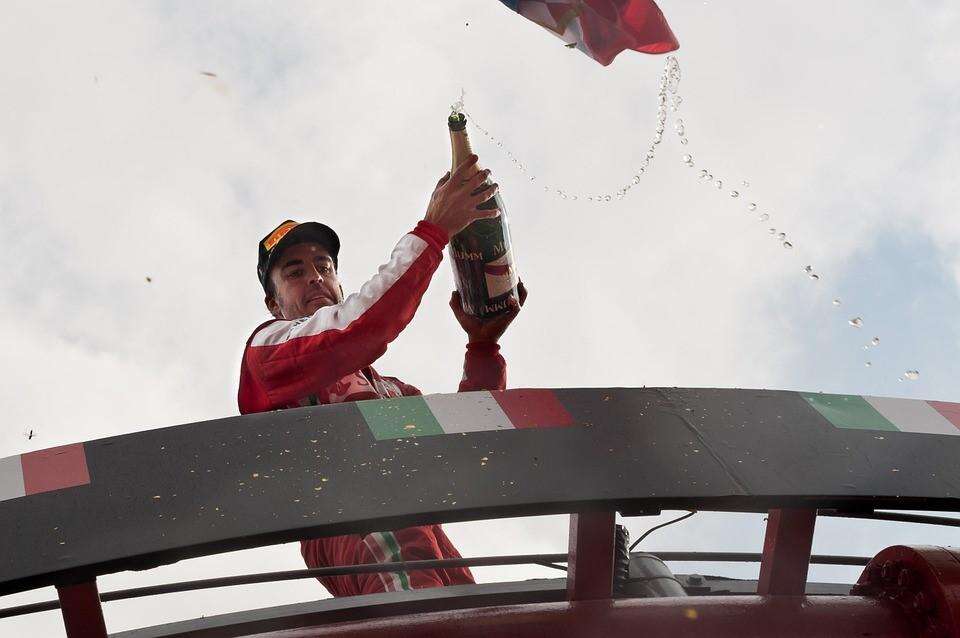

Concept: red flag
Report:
left=501, top=0, right=679, bottom=66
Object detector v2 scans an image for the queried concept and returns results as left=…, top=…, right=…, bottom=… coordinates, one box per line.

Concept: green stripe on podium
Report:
left=357, top=396, right=444, bottom=440
left=800, top=393, right=898, bottom=431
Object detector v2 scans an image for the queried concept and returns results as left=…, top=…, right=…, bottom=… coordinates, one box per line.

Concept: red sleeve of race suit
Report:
left=458, top=341, right=506, bottom=392
left=238, top=221, right=449, bottom=414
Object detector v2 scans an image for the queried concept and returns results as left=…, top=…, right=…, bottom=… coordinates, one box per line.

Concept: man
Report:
left=238, top=155, right=526, bottom=597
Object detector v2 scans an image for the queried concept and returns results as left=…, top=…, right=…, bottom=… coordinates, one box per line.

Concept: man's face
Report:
left=265, top=242, right=343, bottom=320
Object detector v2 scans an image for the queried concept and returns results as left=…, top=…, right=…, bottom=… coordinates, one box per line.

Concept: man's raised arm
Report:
left=240, top=222, right=447, bottom=412
left=452, top=282, right=527, bottom=393
left=239, top=156, right=499, bottom=413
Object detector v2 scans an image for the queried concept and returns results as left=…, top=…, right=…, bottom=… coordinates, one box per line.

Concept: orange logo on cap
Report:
left=263, top=221, right=298, bottom=252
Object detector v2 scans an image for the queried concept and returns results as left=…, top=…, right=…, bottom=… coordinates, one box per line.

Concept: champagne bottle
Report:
left=447, top=112, right=520, bottom=320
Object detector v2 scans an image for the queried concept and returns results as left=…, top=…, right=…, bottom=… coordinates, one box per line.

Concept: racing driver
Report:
left=238, top=155, right=526, bottom=597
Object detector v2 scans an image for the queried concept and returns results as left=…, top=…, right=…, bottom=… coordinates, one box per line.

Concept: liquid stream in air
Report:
left=459, top=57, right=919, bottom=384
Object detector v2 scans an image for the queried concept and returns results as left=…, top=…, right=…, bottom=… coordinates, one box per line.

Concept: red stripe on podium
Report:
left=493, top=389, right=575, bottom=429
left=928, top=401, right=960, bottom=431
left=21, top=443, right=90, bottom=496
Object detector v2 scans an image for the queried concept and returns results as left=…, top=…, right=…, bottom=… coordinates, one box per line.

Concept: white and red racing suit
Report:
left=238, top=220, right=506, bottom=597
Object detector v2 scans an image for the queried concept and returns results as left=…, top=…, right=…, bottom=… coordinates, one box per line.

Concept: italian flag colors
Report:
left=801, top=393, right=960, bottom=436
left=5, top=391, right=959, bottom=504
left=0, top=443, right=90, bottom=503
left=357, top=389, right=575, bottom=441
left=361, top=531, right=412, bottom=592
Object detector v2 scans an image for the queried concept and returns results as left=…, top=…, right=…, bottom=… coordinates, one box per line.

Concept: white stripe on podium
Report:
left=865, top=396, right=960, bottom=436
left=0, top=454, right=25, bottom=503
left=423, top=391, right=514, bottom=434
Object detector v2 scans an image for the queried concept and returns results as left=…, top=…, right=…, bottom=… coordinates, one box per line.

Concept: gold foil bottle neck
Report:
left=448, top=113, right=475, bottom=172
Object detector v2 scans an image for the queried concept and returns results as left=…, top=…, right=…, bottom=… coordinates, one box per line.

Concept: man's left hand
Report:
left=450, top=282, right=527, bottom=345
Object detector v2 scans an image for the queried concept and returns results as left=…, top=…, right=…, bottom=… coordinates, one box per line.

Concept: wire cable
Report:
left=629, top=511, right=697, bottom=552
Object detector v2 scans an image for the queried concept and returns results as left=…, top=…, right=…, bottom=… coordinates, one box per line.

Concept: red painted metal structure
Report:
left=26, top=511, right=960, bottom=637
left=56, top=580, right=107, bottom=638
left=149, top=513, right=955, bottom=638
left=252, top=596, right=916, bottom=638
left=566, top=511, right=616, bottom=601
left=758, top=508, right=818, bottom=596
left=853, top=545, right=960, bottom=637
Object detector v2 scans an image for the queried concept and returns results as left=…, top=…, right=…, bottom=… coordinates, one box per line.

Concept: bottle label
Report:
left=483, top=250, right=518, bottom=299
left=448, top=194, right=519, bottom=319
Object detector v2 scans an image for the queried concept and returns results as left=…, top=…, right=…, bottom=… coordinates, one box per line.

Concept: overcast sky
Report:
left=2, top=0, right=960, bottom=634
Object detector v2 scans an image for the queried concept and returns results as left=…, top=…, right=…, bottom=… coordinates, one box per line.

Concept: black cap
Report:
left=257, top=220, right=341, bottom=294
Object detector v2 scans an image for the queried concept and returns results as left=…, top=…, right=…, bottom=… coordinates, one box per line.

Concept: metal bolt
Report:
left=913, top=591, right=935, bottom=614
left=897, top=568, right=916, bottom=589
left=881, top=560, right=898, bottom=582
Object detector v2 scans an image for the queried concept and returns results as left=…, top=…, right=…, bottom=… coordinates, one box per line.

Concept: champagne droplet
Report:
left=865, top=361, right=872, bottom=367
left=777, top=232, right=786, bottom=240
left=680, top=138, right=689, bottom=145
left=904, top=370, right=920, bottom=380
left=849, top=317, right=863, bottom=328
left=870, top=337, right=879, bottom=346
left=682, top=154, right=693, bottom=164
left=604, top=195, right=612, bottom=202
left=760, top=213, right=770, bottom=221
left=832, top=298, right=842, bottom=306
left=809, top=273, right=820, bottom=280
left=714, top=180, right=723, bottom=189
left=741, top=180, right=750, bottom=188
left=804, top=265, right=813, bottom=273
left=782, top=241, right=793, bottom=249
left=730, top=190, right=739, bottom=198
left=769, top=228, right=777, bottom=234
left=748, top=203, right=757, bottom=211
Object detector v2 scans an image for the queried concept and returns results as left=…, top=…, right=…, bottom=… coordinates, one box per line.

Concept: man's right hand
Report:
left=424, top=154, right=500, bottom=239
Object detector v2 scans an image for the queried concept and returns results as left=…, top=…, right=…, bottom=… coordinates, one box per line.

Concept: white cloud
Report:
left=2, top=1, right=960, bottom=633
